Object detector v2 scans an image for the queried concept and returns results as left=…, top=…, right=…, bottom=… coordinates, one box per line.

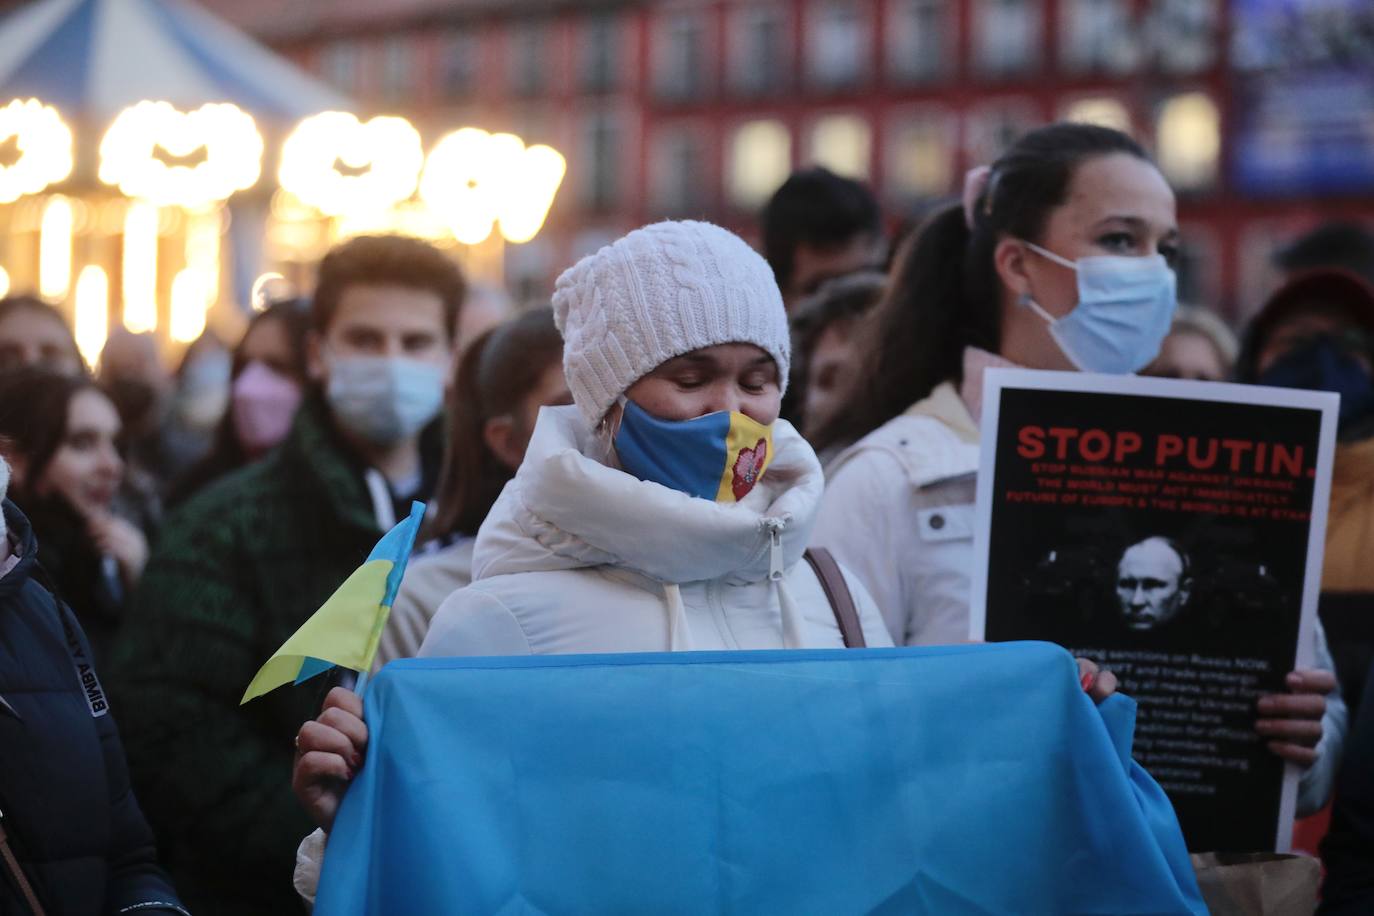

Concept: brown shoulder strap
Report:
left=0, top=813, right=46, bottom=916
left=803, top=548, right=866, bottom=648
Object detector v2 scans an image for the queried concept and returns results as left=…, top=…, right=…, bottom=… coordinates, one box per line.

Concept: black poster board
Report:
left=971, top=370, right=1338, bottom=853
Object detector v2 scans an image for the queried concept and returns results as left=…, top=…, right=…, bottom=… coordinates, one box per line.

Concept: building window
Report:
left=1146, top=0, right=1217, bottom=75
left=807, top=114, right=872, bottom=179
left=379, top=36, right=414, bottom=103
left=1060, top=0, right=1137, bottom=75
left=321, top=41, right=359, bottom=93
left=1156, top=92, right=1220, bottom=191
left=887, top=0, right=952, bottom=85
left=581, top=14, right=621, bottom=92
left=651, top=126, right=708, bottom=217
left=966, top=100, right=1040, bottom=164
left=807, top=0, right=867, bottom=91
left=580, top=111, right=622, bottom=213
left=974, top=0, right=1041, bottom=78
left=728, top=119, right=791, bottom=209
left=729, top=5, right=789, bottom=97
left=440, top=31, right=480, bottom=101
left=654, top=10, right=709, bottom=102
left=510, top=22, right=549, bottom=98
left=886, top=110, right=955, bottom=199
left=1060, top=96, right=1133, bottom=133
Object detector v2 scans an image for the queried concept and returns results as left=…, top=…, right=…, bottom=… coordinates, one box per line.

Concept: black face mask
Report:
left=1257, top=335, right=1374, bottom=435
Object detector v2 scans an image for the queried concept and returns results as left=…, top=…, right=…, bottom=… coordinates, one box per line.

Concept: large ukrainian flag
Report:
left=241, top=502, right=424, bottom=704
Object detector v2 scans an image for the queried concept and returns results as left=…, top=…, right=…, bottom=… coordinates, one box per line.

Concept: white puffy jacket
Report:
left=421, top=405, right=892, bottom=656
left=293, top=406, right=890, bottom=907
left=813, top=382, right=980, bottom=646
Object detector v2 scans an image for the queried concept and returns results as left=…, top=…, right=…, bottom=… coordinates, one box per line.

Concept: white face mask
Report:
left=325, top=354, right=445, bottom=446
left=1019, top=240, right=1178, bottom=375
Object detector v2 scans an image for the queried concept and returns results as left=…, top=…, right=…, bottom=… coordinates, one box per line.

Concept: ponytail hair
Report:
left=813, top=122, right=1151, bottom=452
left=425, top=307, right=564, bottom=541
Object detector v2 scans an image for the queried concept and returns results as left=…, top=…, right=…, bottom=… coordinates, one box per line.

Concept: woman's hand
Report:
left=1256, top=669, right=1335, bottom=766
left=87, top=513, right=148, bottom=587
left=1077, top=658, right=1118, bottom=703
left=293, top=687, right=369, bottom=831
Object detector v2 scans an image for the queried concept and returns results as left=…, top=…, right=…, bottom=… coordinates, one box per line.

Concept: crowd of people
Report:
left=1, top=121, right=1373, bottom=914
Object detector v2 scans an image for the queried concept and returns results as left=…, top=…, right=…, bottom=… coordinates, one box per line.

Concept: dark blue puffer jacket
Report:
left=0, top=500, right=187, bottom=915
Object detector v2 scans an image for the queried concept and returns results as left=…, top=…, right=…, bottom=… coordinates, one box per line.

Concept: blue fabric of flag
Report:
left=315, top=642, right=1206, bottom=915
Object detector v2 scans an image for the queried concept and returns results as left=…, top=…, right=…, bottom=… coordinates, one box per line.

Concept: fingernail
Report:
left=1081, top=671, right=1097, bottom=692
left=1287, top=672, right=1303, bottom=687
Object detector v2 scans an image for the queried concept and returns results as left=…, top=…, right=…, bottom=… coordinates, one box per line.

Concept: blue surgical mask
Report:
left=1019, top=241, right=1178, bottom=374
left=614, top=399, right=774, bottom=502
left=326, top=355, right=445, bottom=446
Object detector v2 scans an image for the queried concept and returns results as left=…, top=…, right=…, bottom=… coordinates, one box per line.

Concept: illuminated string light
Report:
left=73, top=265, right=109, bottom=369
left=122, top=201, right=159, bottom=333
left=278, top=112, right=424, bottom=217
left=169, top=270, right=208, bottom=343
left=99, top=101, right=263, bottom=207
left=497, top=143, right=566, bottom=244
left=0, top=99, right=73, bottom=204
left=39, top=195, right=72, bottom=300
left=419, top=129, right=567, bottom=246
left=0, top=266, right=10, bottom=299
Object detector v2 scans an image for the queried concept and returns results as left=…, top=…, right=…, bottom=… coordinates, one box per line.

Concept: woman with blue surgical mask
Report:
left=810, top=122, right=1336, bottom=818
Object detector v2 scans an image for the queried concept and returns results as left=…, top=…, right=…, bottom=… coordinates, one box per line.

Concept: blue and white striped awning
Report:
left=0, top=0, right=349, bottom=122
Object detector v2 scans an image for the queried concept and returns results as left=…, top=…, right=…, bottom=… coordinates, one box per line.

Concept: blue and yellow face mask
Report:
left=614, top=399, right=775, bottom=502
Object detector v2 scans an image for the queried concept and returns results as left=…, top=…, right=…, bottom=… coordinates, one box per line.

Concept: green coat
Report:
left=110, top=398, right=416, bottom=915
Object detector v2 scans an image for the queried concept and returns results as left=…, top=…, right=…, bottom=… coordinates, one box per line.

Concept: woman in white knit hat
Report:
left=289, top=221, right=940, bottom=903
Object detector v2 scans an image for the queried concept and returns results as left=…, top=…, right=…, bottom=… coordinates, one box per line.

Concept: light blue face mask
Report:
left=1020, top=241, right=1178, bottom=375
left=326, top=355, right=445, bottom=446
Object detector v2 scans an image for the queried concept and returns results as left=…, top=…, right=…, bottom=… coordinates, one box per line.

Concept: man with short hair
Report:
left=1115, top=536, right=1191, bottom=631
left=110, top=235, right=463, bottom=914
left=761, top=167, right=886, bottom=311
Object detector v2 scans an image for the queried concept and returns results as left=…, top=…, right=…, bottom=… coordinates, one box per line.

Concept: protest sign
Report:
left=971, top=369, right=1338, bottom=853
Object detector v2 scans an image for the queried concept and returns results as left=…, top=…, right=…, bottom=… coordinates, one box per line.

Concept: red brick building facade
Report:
left=201, top=0, right=1374, bottom=315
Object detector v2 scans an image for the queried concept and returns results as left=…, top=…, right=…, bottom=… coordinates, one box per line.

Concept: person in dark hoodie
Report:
left=0, top=453, right=186, bottom=915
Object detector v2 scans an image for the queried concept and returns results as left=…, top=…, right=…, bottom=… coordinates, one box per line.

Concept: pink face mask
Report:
left=231, top=361, right=302, bottom=457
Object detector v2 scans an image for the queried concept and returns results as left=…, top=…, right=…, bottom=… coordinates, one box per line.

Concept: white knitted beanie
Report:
left=552, top=221, right=791, bottom=426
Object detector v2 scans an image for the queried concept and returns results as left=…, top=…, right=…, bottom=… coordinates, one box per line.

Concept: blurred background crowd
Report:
left=0, top=0, right=1371, bottom=913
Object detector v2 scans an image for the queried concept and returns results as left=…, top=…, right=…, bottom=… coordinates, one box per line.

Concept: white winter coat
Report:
left=293, top=406, right=891, bottom=907
left=420, top=405, right=892, bottom=656
left=813, top=382, right=980, bottom=646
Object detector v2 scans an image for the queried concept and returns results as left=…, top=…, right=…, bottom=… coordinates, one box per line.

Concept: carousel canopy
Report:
left=0, top=0, right=348, bottom=122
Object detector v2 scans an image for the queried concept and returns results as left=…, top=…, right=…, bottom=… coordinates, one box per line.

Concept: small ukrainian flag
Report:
left=241, top=501, right=425, bottom=704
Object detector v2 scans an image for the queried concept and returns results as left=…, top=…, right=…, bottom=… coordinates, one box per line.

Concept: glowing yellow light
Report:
left=0, top=266, right=10, bottom=299
left=728, top=120, right=791, bottom=208
left=39, top=195, right=73, bottom=300
left=1157, top=92, right=1221, bottom=191
left=185, top=207, right=221, bottom=307
left=278, top=111, right=424, bottom=217
left=73, top=265, right=109, bottom=369
left=497, top=143, right=566, bottom=244
left=169, top=270, right=209, bottom=343
left=1063, top=97, right=1133, bottom=133
left=99, top=101, right=263, bottom=207
left=419, top=129, right=567, bottom=246
left=122, top=201, right=159, bottom=333
left=809, top=115, right=871, bottom=180
left=0, top=99, right=73, bottom=204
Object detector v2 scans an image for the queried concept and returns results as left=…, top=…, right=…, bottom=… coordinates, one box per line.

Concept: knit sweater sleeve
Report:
left=108, top=500, right=315, bottom=903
